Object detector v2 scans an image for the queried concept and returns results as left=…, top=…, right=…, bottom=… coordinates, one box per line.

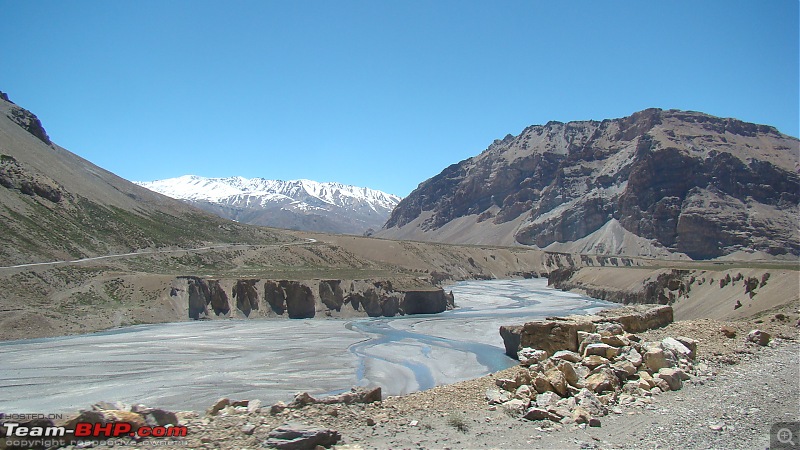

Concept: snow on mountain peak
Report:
left=133, top=175, right=402, bottom=211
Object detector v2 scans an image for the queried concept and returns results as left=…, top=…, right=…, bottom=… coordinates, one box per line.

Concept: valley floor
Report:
left=48, top=308, right=799, bottom=450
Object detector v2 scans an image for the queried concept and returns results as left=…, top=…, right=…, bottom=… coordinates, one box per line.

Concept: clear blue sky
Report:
left=3, top=1, right=798, bottom=197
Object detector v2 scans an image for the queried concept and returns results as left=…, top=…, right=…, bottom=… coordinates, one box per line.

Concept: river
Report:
left=0, top=278, right=612, bottom=413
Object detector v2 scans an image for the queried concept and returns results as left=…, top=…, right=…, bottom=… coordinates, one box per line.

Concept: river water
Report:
left=0, top=278, right=612, bottom=413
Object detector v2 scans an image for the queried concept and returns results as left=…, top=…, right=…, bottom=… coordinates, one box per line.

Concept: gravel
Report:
left=51, top=316, right=800, bottom=449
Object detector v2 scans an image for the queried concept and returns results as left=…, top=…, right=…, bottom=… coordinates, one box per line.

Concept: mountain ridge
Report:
left=135, top=175, right=402, bottom=235
left=379, top=108, right=799, bottom=259
left=0, top=92, right=292, bottom=265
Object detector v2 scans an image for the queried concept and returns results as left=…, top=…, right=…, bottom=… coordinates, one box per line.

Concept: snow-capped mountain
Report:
left=134, top=175, right=402, bottom=235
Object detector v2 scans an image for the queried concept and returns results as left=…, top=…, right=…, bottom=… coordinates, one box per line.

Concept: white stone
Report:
left=661, top=338, right=692, bottom=359
left=518, top=347, right=548, bottom=366
left=552, top=350, right=582, bottom=363
left=535, top=391, right=562, bottom=409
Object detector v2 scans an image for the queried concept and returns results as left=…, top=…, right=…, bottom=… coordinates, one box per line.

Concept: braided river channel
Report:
left=1, top=278, right=612, bottom=413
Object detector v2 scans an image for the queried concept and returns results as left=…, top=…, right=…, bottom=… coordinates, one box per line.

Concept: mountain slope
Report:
left=0, top=92, right=293, bottom=265
left=135, top=176, right=401, bottom=235
left=379, top=109, right=799, bottom=259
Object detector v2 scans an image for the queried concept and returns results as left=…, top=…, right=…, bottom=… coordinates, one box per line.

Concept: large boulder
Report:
left=608, top=306, right=673, bottom=333
left=500, top=325, right=523, bottom=357
left=523, top=407, right=561, bottom=422
left=746, top=329, right=771, bottom=346
left=544, top=368, right=568, bottom=396
left=584, top=368, right=619, bottom=394
left=518, top=348, right=548, bottom=367
left=557, top=360, right=583, bottom=388
left=661, top=337, right=692, bottom=359
left=655, top=368, right=687, bottom=391
left=66, top=409, right=147, bottom=433
left=573, top=388, right=607, bottom=417
left=501, top=306, right=674, bottom=359
left=518, top=319, right=595, bottom=356
left=643, top=347, right=671, bottom=371
left=264, top=425, right=341, bottom=449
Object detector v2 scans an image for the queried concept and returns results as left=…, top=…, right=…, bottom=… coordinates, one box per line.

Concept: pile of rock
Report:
left=66, top=401, right=180, bottom=430
left=268, top=387, right=382, bottom=415
left=487, top=321, right=698, bottom=426
left=201, top=389, right=380, bottom=449
left=499, top=305, right=674, bottom=358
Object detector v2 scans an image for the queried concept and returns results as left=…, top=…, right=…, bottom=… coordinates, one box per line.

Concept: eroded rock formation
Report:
left=184, top=276, right=211, bottom=320
left=319, top=280, right=345, bottom=311
left=381, top=109, right=799, bottom=259
left=208, top=280, right=229, bottom=316
left=402, top=289, right=455, bottom=315
left=7, top=104, right=51, bottom=145
left=233, top=279, right=259, bottom=317
left=283, top=281, right=315, bottom=319
left=0, top=154, right=63, bottom=203
left=176, top=277, right=454, bottom=320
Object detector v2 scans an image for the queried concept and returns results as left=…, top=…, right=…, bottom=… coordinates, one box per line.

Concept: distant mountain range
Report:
left=379, top=108, right=799, bottom=260
left=135, top=176, right=402, bottom=235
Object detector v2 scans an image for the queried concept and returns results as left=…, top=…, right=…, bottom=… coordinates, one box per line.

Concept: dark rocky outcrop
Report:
left=232, top=279, right=259, bottom=317
left=178, top=277, right=454, bottom=321
left=402, top=289, right=455, bottom=315
left=282, top=281, right=315, bottom=319
left=349, top=290, right=383, bottom=317
left=207, top=280, right=229, bottom=316
left=184, top=276, right=211, bottom=320
left=265, top=425, right=341, bottom=449
left=549, top=268, right=691, bottom=306
left=318, top=280, right=345, bottom=311
left=264, top=280, right=287, bottom=315
left=0, top=154, right=63, bottom=203
left=7, top=104, right=51, bottom=145
left=381, top=109, right=799, bottom=259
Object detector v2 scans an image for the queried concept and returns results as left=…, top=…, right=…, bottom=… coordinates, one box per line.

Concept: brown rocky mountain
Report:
left=380, top=109, right=799, bottom=260
left=0, top=92, right=293, bottom=265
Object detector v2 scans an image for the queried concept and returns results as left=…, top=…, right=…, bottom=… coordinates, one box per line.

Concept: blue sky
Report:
left=3, top=1, right=798, bottom=197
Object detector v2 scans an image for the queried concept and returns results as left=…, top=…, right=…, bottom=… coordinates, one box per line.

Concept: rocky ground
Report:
left=30, top=307, right=797, bottom=450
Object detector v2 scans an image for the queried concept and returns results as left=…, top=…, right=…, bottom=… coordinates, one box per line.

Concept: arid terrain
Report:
left=0, top=92, right=798, bottom=450
left=155, top=312, right=800, bottom=449
left=2, top=228, right=797, bottom=342
left=12, top=301, right=797, bottom=450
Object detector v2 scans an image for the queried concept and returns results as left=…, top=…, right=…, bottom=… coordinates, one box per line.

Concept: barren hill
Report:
left=379, top=109, right=799, bottom=260
left=0, top=92, right=294, bottom=265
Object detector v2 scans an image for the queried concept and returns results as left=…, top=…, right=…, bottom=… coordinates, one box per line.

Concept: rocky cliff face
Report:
left=380, top=109, right=799, bottom=259
left=2, top=91, right=51, bottom=145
